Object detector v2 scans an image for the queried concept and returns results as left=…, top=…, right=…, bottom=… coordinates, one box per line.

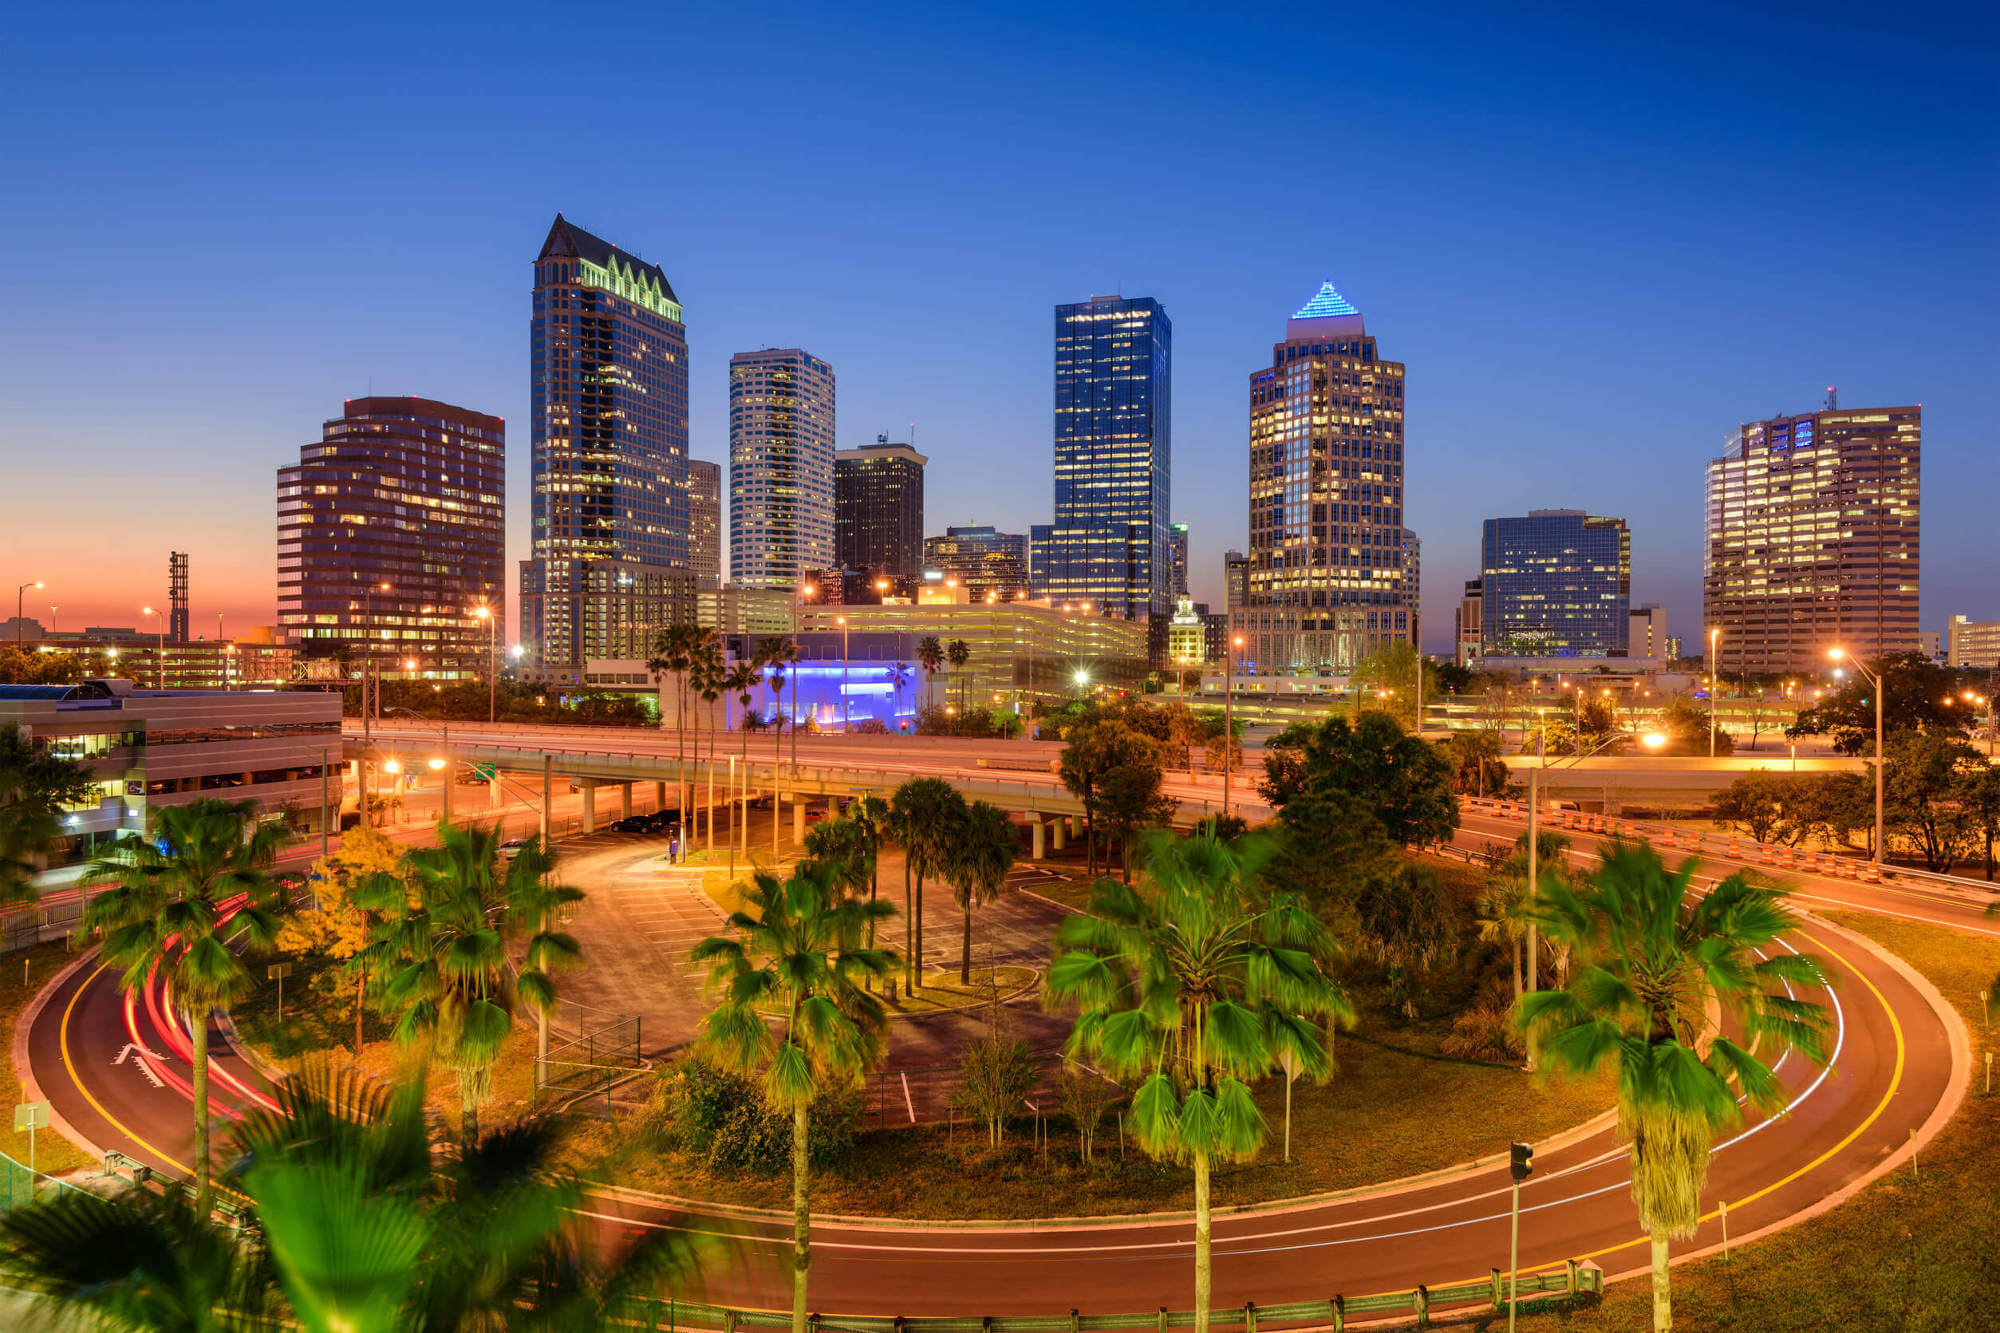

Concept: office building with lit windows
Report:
left=1235, top=282, right=1410, bottom=673
left=835, top=436, right=926, bottom=586
left=278, top=396, right=505, bottom=680
left=1946, top=615, right=2000, bottom=671
left=1703, top=401, right=1921, bottom=674
left=1170, top=523, right=1190, bottom=597
left=689, top=459, right=722, bottom=591
left=1037, top=295, right=1171, bottom=621
left=730, top=349, right=836, bottom=589
left=1479, top=510, right=1631, bottom=657
left=520, top=216, right=692, bottom=669
left=923, top=525, right=1031, bottom=601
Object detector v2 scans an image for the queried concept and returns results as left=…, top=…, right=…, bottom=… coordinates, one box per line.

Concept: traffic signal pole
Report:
left=1509, top=1141, right=1534, bottom=1332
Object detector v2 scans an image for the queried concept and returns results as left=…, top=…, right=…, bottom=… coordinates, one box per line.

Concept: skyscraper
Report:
left=1038, top=295, right=1171, bottom=620
left=278, top=396, right=505, bottom=678
left=1236, top=282, right=1410, bottom=673
left=1456, top=579, right=1483, bottom=667
left=520, top=215, right=691, bottom=668
left=1223, top=550, right=1249, bottom=612
left=835, top=436, right=926, bottom=585
left=1704, top=401, right=1921, bottom=673
left=1480, top=510, right=1631, bottom=657
left=689, top=459, right=722, bottom=591
left=1170, top=522, right=1190, bottom=597
left=730, top=349, right=835, bottom=589
left=1400, top=528, right=1421, bottom=646
left=168, top=552, right=189, bottom=643
left=924, top=524, right=1031, bottom=600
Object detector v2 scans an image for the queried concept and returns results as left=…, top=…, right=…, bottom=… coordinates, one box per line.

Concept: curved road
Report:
left=20, top=784, right=1986, bottom=1317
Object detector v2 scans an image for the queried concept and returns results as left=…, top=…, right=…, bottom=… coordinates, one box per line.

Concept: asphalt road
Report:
left=18, top=757, right=1983, bottom=1318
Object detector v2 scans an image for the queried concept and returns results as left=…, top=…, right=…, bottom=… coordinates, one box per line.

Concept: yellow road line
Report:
left=58, top=960, right=251, bottom=1202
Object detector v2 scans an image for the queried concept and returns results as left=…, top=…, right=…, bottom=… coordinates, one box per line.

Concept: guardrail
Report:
left=1458, top=797, right=2000, bottom=896
left=609, top=1262, right=1601, bottom=1332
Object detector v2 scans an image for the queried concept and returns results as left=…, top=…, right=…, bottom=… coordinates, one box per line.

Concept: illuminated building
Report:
left=923, top=525, right=1031, bottom=601
left=278, top=396, right=505, bottom=679
left=1628, top=604, right=1668, bottom=661
left=835, top=436, right=926, bottom=586
left=1236, top=282, right=1410, bottom=673
left=1946, top=615, right=2000, bottom=670
left=1400, top=528, right=1421, bottom=646
left=1223, top=550, right=1249, bottom=611
left=1480, top=510, right=1631, bottom=657
left=1457, top=580, right=1482, bottom=668
left=730, top=348, right=836, bottom=589
left=1166, top=595, right=1207, bottom=667
left=1170, top=523, right=1190, bottom=597
left=1038, top=295, right=1172, bottom=620
left=520, top=216, right=691, bottom=669
left=689, top=460, right=722, bottom=591
left=1703, top=400, right=1921, bottom=673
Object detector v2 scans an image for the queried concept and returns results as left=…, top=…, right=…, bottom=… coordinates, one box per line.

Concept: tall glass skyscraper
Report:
left=1236, top=282, right=1410, bottom=673
left=520, top=215, right=691, bottom=668
left=1480, top=510, right=1631, bottom=656
left=1038, top=295, right=1171, bottom=620
left=729, top=349, right=836, bottom=590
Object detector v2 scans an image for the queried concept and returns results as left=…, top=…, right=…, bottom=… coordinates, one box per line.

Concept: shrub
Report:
left=952, top=1035, right=1038, bottom=1149
left=1438, top=977, right=1526, bottom=1063
left=849, top=718, right=890, bottom=735
left=638, top=1056, right=859, bottom=1173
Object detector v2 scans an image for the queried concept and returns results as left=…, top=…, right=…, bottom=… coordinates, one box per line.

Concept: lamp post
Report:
left=16, top=581, right=44, bottom=643
left=1827, top=648, right=1885, bottom=870
left=1524, top=727, right=1669, bottom=1009
left=1707, top=628, right=1720, bottom=757
left=836, top=615, right=850, bottom=733
left=472, top=603, right=497, bottom=723
left=1225, top=634, right=1243, bottom=818
left=790, top=583, right=816, bottom=763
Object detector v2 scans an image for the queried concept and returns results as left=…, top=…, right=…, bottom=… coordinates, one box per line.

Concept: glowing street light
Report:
left=1827, top=646, right=1885, bottom=869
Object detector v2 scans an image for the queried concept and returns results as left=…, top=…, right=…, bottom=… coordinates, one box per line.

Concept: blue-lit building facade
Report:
left=1480, top=510, right=1631, bottom=656
left=1036, top=296, right=1172, bottom=622
left=520, top=215, right=693, bottom=669
left=1235, top=282, right=1411, bottom=674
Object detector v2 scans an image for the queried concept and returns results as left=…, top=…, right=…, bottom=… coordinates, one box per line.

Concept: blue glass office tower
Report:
left=520, top=215, right=692, bottom=668
left=1038, top=295, right=1172, bottom=621
left=1480, top=510, right=1631, bottom=656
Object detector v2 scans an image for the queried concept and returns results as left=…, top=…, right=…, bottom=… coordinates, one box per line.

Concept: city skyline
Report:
left=3, top=5, right=1993, bottom=650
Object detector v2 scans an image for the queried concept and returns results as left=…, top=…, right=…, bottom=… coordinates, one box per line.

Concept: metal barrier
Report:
left=609, top=1262, right=1601, bottom=1331
left=533, top=1012, right=644, bottom=1105
left=0, top=1149, right=79, bottom=1212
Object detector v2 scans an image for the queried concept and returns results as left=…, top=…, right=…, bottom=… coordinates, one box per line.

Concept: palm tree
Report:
left=1046, top=830, right=1348, bottom=1332
left=85, top=797, right=286, bottom=1213
left=0, top=722, right=93, bottom=908
left=1519, top=842, right=1832, bottom=1332
left=1479, top=830, right=1575, bottom=1002
left=374, top=823, right=579, bottom=1144
left=1353, top=863, right=1459, bottom=1019
left=691, top=637, right=726, bottom=843
left=691, top=862, right=895, bottom=1333
left=888, top=777, right=964, bottom=993
left=917, top=636, right=945, bottom=712
left=945, top=800, right=1016, bottom=983
left=947, top=639, right=972, bottom=723
left=0, top=1064, right=699, bottom=1330
left=888, top=661, right=913, bottom=727
left=848, top=793, right=891, bottom=946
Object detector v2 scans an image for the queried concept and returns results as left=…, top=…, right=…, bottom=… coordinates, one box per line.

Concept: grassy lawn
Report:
left=881, top=966, right=1038, bottom=1018
left=2, top=942, right=96, bottom=1174
left=1510, top=910, right=2000, bottom=1331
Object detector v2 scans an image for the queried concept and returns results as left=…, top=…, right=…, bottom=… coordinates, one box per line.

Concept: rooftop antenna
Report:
left=1824, top=385, right=1837, bottom=410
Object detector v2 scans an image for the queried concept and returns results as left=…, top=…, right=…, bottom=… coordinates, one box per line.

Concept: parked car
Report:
left=609, top=816, right=652, bottom=834
left=498, top=838, right=531, bottom=863
left=641, top=811, right=680, bottom=834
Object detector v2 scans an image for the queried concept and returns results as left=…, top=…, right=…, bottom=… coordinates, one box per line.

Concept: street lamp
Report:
left=836, top=615, right=850, bottom=732
left=472, top=603, right=497, bottom=723
left=16, top=581, right=44, bottom=644
left=1827, top=647, right=1885, bottom=871
left=1225, top=634, right=1244, bottom=818
left=1708, top=628, right=1721, bottom=757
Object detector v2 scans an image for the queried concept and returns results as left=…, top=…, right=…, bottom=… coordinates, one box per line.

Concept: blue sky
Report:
left=2, top=1, right=1993, bottom=651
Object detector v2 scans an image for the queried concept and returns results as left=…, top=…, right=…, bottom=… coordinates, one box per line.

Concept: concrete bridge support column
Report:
left=825, top=797, right=839, bottom=823
left=580, top=781, right=597, bottom=835
left=1031, top=817, right=1046, bottom=859
left=793, top=797, right=806, bottom=847
left=1052, top=818, right=1066, bottom=851
left=621, top=784, right=634, bottom=820
left=654, top=781, right=669, bottom=812
left=1069, top=814, right=1083, bottom=840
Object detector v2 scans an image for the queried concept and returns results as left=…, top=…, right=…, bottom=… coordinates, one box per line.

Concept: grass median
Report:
left=1, top=941, right=96, bottom=1175
left=1512, top=909, right=2000, bottom=1332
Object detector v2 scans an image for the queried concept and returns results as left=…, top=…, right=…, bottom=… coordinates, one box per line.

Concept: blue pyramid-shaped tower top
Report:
left=1292, top=281, right=1359, bottom=320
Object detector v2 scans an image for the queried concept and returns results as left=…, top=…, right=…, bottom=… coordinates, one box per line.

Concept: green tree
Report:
left=946, top=638, right=972, bottom=719
left=0, top=722, right=94, bottom=906
left=888, top=777, right=964, bottom=993
left=945, top=800, right=1018, bottom=982
left=1775, top=772, right=1872, bottom=852
left=1441, top=727, right=1508, bottom=797
left=291, top=823, right=409, bottom=1054
left=0, top=647, right=88, bottom=685
left=1710, top=771, right=1794, bottom=844
left=1058, top=718, right=1169, bottom=878
left=952, top=1032, right=1038, bottom=1149
left=1881, top=729, right=1982, bottom=872
left=1520, top=843, right=1832, bottom=1332
left=1257, top=712, right=1457, bottom=846
left=917, top=636, right=945, bottom=711
left=756, top=636, right=798, bottom=783
left=1353, top=864, right=1459, bottom=1018
left=1348, top=640, right=1436, bottom=731
left=85, top=797, right=287, bottom=1213
left=1045, top=830, right=1348, bottom=1333
left=691, top=862, right=895, bottom=1333
left=373, top=823, right=578, bottom=1144
left=1264, top=789, right=1400, bottom=920
left=0, top=1064, right=699, bottom=1331
left=1650, top=694, right=1734, bottom=757
left=1959, top=765, right=2000, bottom=881
left=1787, top=651, right=1968, bottom=754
